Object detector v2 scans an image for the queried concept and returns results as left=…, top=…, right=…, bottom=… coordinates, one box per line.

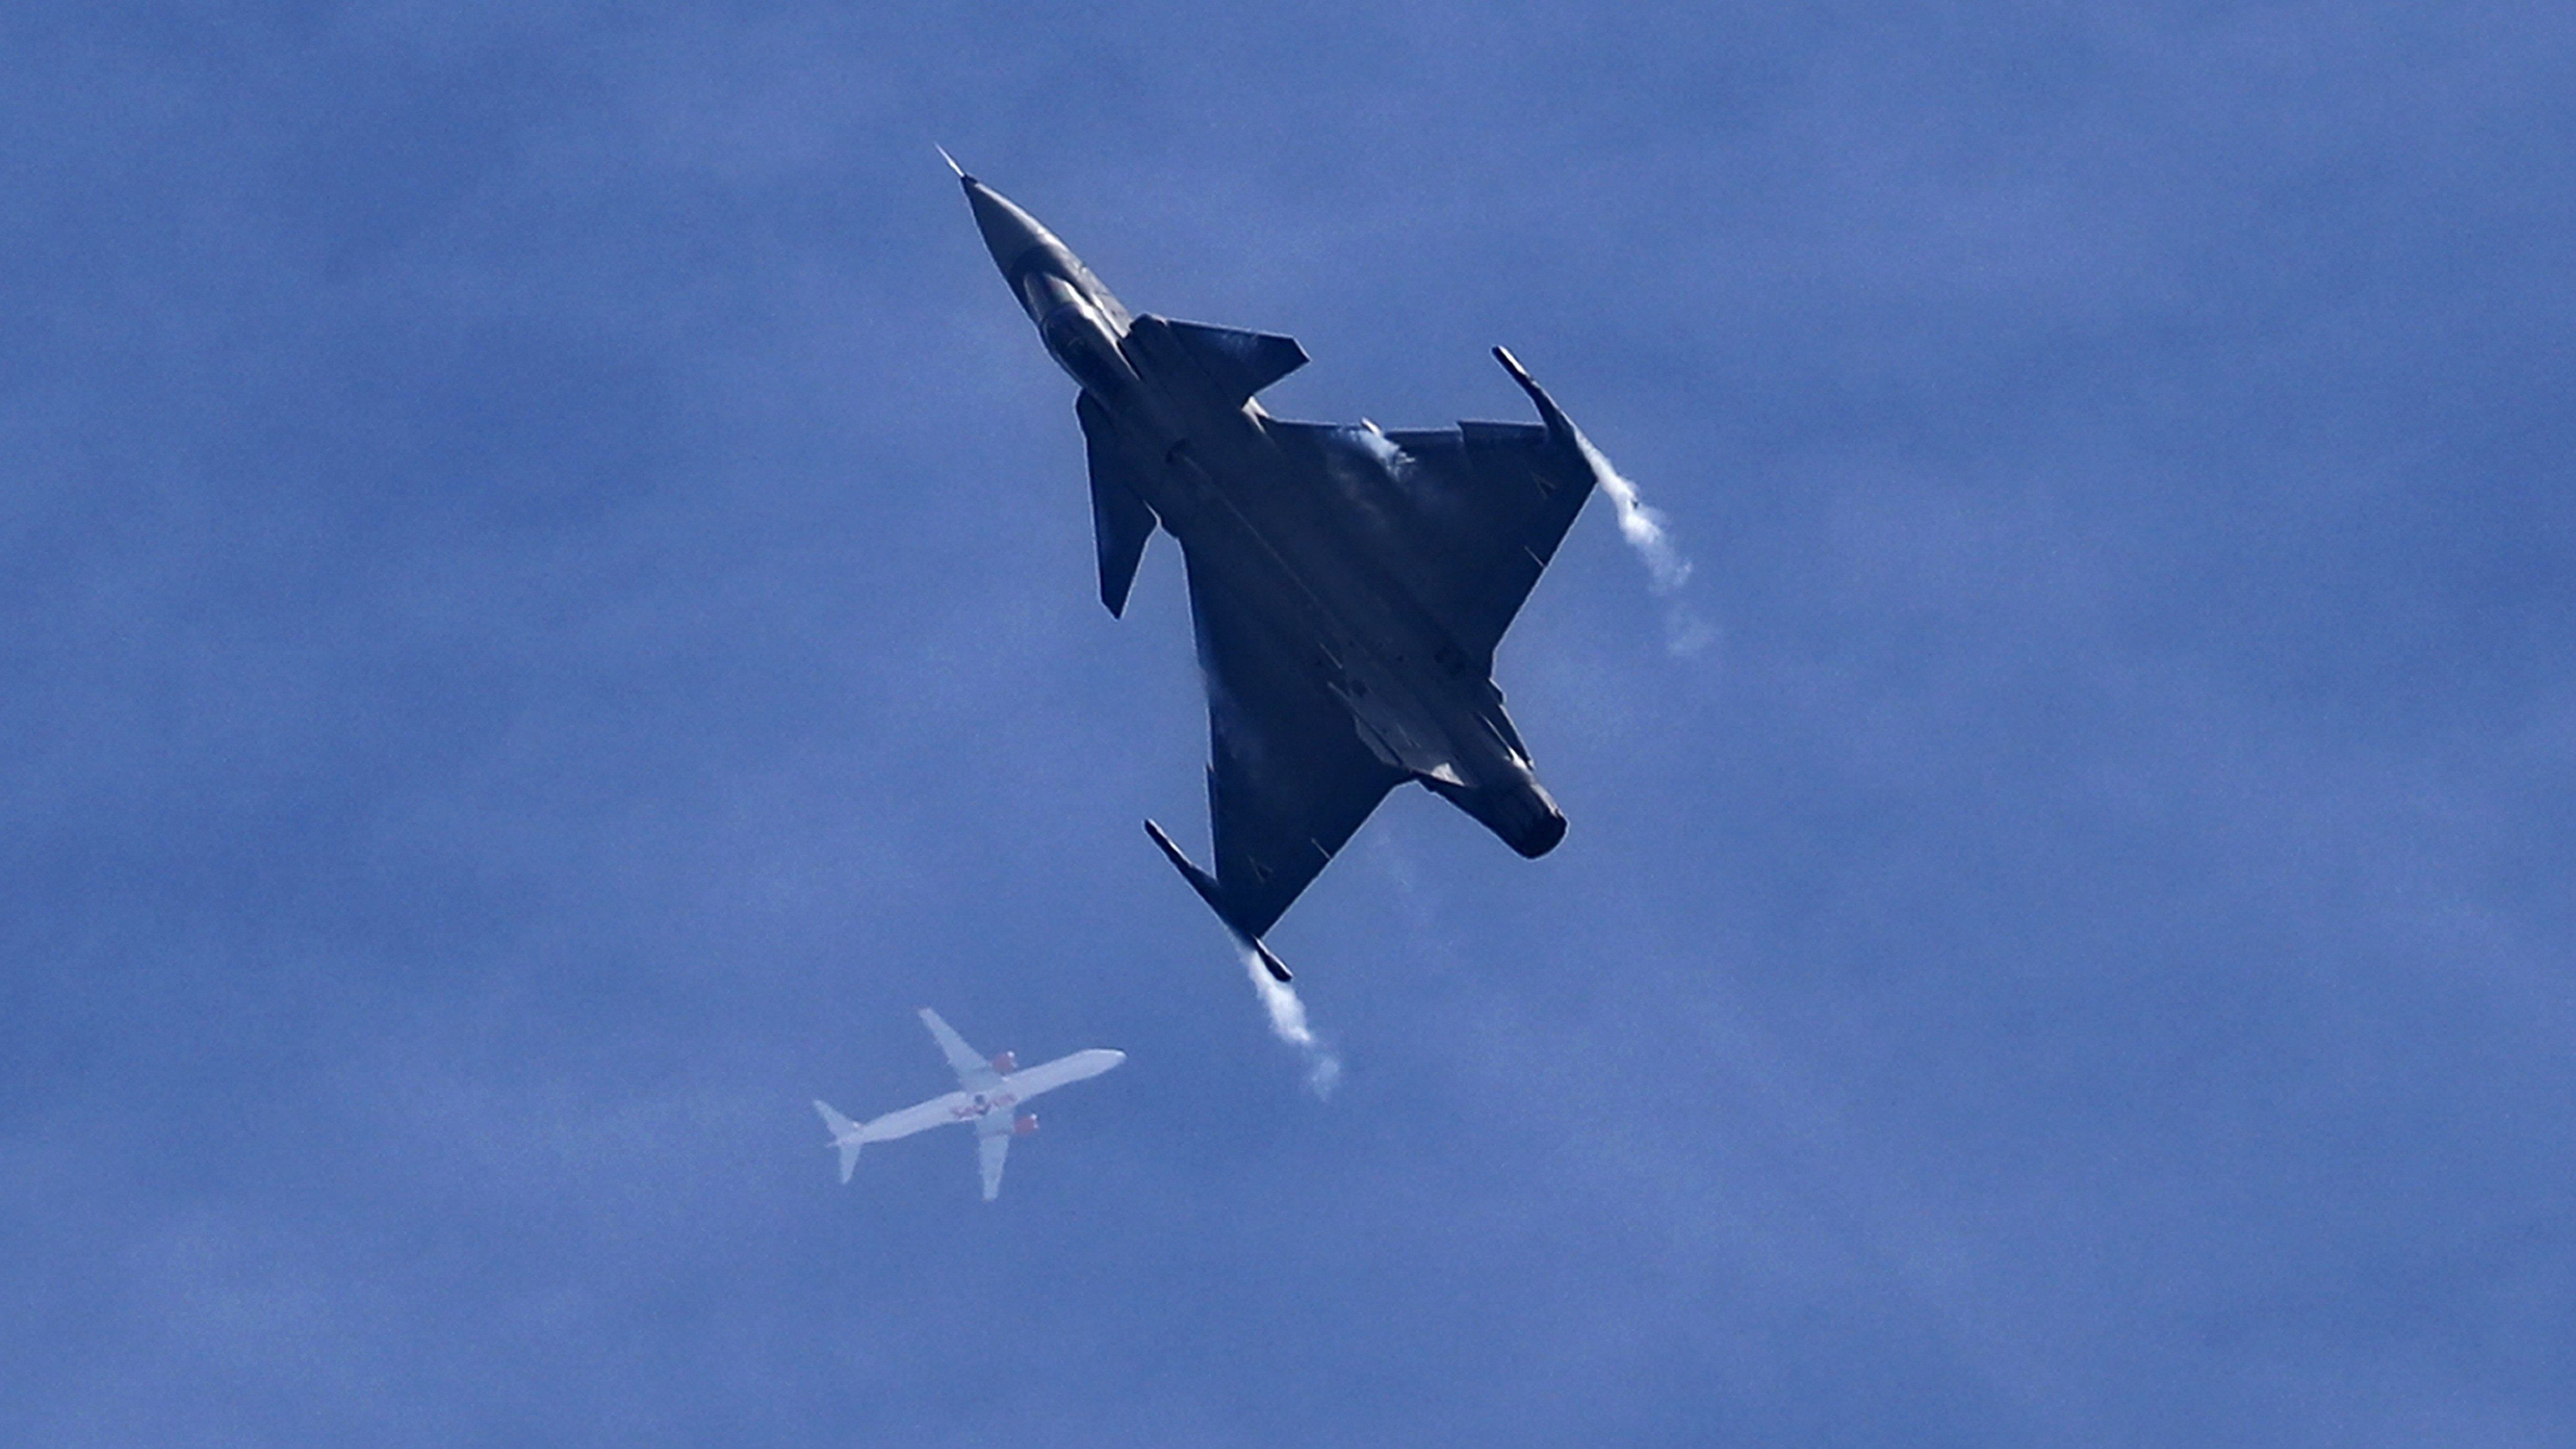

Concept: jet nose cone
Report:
left=963, top=177, right=1058, bottom=279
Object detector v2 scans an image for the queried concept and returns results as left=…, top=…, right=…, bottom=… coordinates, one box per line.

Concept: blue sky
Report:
left=5, top=3, right=2571, bottom=1444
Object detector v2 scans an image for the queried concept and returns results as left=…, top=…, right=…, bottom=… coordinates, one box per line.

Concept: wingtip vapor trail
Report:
left=1495, top=348, right=1709, bottom=655
left=1577, top=434, right=1713, bottom=656
left=1242, top=948, right=1342, bottom=1098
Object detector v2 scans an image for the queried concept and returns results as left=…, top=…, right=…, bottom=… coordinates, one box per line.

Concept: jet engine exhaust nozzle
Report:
left=1427, top=775, right=1567, bottom=860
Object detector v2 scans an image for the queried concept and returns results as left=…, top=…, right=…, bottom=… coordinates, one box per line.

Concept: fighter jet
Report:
left=951, top=158, right=1610, bottom=981
left=814, top=1008, right=1124, bottom=1201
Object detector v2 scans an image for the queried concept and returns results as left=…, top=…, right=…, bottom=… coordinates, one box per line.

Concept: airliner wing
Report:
left=1006, top=1048, right=1126, bottom=1101
left=976, top=1119, right=1012, bottom=1201
left=920, top=1008, right=1001, bottom=1090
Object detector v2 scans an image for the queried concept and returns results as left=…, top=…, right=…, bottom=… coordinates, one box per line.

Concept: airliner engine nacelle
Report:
left=1013, top=1113, right=1039, bottom=1137
left=991, top=1050, right=1017, bottom=1073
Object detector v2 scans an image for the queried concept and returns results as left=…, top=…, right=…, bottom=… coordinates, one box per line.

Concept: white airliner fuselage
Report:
left=815, top=1008, right=1124, bottom=1201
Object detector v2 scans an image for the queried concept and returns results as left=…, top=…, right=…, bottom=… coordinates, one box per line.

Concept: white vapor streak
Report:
left=1242, top=950, right=1342, bottom=1098
left=1577, top=435, right=1713, bottom=656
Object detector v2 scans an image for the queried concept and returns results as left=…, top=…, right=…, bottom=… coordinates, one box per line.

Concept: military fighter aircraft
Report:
left=952, top=157, right=1610, bottom=982
left=814, top=1008, right=1124, bottom=1201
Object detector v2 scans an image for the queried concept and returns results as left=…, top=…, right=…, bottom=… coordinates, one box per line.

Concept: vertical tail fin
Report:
left=813, top=1100, right=864, bottom=1184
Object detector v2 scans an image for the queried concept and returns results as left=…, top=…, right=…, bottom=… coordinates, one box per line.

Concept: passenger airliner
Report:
left=814, top=1009, right=1124, bottom=1201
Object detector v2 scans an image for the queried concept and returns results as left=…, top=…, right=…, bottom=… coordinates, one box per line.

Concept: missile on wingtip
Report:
left=1492, top=346, right=1580, bottom=445
left=1144, top=819, right=1293, bottom=982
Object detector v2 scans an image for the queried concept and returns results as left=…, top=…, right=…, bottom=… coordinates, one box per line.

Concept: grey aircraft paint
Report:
left=955, top=165, right=1609, bottom=981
